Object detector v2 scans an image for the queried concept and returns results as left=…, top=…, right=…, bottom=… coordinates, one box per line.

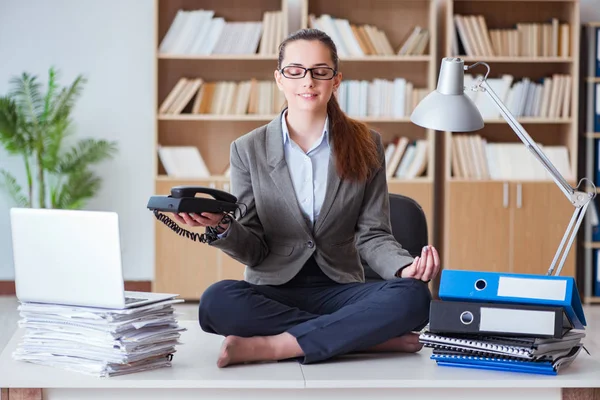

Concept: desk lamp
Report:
left=411, top=57, right=595, bottom=276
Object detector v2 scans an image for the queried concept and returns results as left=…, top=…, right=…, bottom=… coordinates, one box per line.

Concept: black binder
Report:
left=428, top=300, right=572, bottom=339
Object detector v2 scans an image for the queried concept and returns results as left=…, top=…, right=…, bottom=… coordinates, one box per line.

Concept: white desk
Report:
left=1, top=321, right=599, bottom=400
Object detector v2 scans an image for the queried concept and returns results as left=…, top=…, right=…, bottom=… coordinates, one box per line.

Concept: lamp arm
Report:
left=477, top=78, right=595, bottom=276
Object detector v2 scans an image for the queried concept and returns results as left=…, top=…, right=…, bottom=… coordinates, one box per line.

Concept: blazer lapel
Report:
left=313, top=121, right=342, bottom=235
left=266, top=112, right=313, bottom=237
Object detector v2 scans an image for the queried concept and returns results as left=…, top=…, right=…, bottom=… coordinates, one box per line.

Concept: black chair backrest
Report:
left=363, top=193, right=428, bottom=281
left=388, top=193, right=428, bottom=257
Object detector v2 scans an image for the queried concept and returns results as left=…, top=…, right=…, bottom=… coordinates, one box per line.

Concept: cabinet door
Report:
left=511, top=182, right=576, bottom=277
left=445, top=182, right=511, bottom=272
left=217, top=181, right=246, bottom=281
left=154, top=179, right=219, bottom=300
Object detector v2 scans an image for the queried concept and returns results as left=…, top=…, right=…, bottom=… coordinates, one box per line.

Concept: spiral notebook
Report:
left=431, top=345, right=582, bottom=375
left=419, top=331, right=585, bottom=360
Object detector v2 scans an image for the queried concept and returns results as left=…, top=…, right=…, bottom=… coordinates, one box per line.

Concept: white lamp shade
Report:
left=410, top=57, right=484, bottom=132
left=410, top=90, right=484, bottom=132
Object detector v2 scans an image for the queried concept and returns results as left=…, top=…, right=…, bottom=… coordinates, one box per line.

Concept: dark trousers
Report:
left=198, top=256, right=431, bottom=364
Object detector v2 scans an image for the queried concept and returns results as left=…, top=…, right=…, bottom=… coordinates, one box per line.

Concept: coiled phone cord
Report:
left=153, top=203, right=247, bottom=244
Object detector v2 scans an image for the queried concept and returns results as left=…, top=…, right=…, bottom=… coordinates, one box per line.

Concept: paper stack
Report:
left=12, top=299, right=187, bottom=377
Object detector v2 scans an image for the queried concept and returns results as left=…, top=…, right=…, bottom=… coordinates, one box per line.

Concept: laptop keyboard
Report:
left=125, top=296, right=148, bottom=304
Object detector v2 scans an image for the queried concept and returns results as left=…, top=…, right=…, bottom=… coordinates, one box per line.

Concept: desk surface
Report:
left=1, top=321, right=599, bottom=389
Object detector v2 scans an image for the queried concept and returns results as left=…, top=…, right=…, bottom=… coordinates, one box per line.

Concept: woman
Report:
left=172, top=28, right=441, bottom=368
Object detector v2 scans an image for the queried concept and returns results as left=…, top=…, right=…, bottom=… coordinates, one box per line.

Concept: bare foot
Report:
left=217, top=333, right=303, bottom=368
left=365, top=332, right=423, bottom=353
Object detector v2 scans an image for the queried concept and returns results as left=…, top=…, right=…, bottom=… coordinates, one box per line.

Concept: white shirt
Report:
left=218, top=112, right=330, bottom=238
left=281, top=111, right=330, bottom=227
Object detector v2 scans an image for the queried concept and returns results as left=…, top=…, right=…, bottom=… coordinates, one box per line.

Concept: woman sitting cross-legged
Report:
left=171, top=28, right=441, bottom=368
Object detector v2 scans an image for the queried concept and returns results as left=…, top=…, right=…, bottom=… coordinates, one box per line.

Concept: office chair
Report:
left=364, top=193, right=429, bottom=281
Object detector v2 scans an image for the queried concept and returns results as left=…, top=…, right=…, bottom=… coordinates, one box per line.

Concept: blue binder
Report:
left=595, top=27, right=600, bottom=77
left=595, top=83, right=600, bottom=132
left=595, top=139, right=600, bottom=188
left=432, top=356, right=556, bottom=375
left=438, top=270, right=586, bottom=329
left=595, top=249, right=600, bottom=297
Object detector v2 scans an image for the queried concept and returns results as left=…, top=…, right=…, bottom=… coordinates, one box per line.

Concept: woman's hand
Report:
left=171, top=212, right=230, bottom=233
left=400, top=245, right=440, bottom=282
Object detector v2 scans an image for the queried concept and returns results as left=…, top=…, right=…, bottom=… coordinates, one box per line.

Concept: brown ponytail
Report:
left=278, top=29, right=381, bottom=182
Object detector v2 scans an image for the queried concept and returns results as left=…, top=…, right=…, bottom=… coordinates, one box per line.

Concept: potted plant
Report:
left=0, top=67, right=118, bottom=209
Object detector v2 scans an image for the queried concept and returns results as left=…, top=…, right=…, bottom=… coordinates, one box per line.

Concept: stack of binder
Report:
left=12, top=298, right=186, bottom=377
left=419, top=270, right=587, bottom=375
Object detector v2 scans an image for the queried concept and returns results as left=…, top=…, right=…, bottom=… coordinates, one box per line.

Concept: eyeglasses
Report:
left=280, top=65, right=337, bottom=80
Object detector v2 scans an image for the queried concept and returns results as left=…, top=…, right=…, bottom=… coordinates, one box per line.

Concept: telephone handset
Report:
left=147, top=185, right=245, bottom=243
left=170, top=186, right=237, bottom=203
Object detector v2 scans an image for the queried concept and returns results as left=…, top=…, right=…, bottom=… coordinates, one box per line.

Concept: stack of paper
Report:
left=12, top=299, right=187, bottom=377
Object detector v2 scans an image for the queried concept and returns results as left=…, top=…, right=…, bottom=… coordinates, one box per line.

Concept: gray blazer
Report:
left=210, top=111, right=415, bottom=285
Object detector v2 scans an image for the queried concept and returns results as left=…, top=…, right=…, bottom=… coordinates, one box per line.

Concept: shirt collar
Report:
left=281, top=110, right=329, bottom=151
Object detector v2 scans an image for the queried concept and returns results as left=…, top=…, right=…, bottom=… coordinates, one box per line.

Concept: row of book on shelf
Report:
left=307, top=14, right=429, bottom=57
left=159, top=9, right=285, bottom=55
left=158, top=7, right=430, bottom=57
left=159, top=78, right=286, bottom=116
left=158, top=9, right=575, bottom=59
left=420, top=270, right=586, bottom=375
left=159, top=73, right=573, bottom=120
left=450, top=134, right=572, bottom=181
left=453, top=15, right=570, bottom=57
left=466, top=73, right=572, bottom=119
left=157, top=135, right=572, bottom=182
left=384, top=138, right=428, bottom=179
left=158, top=138, right=431, bottom=180
left=159, top=77, right=428, bottom=118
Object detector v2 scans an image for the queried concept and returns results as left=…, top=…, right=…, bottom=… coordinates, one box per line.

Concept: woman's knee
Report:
left=198, top=279, right=245, bottom=334
left=386, top=279, right=432, bottom=327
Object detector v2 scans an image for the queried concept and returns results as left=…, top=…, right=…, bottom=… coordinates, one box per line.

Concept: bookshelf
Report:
left=581, top=21, right=600, bottom=304
left=153, top=0, right=438, bottom=299
left=441, top=0, right=581, bottom=278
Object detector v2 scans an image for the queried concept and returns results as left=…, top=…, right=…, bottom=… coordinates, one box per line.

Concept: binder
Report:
left=419, top=330, right=585, bottom=360
left=595, top=27, right=600, bottom=77
left=438, top=270, right=586, bottom=329
left=428, top=300, right=572, bottom=339
left=595, top=83, right=600, bottom=132
left=591, top=200, right=600, bottom=241
left=596, top=139, right=600, bottom=187
left=595, top=249, right=600, bottom=296
left=431, top=345, right=582, bottom=376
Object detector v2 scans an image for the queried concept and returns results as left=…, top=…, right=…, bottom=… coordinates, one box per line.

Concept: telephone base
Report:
left=147, top=196, right=239, bottom=214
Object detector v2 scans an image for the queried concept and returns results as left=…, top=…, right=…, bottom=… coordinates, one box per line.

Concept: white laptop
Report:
left=10, top=207, right=178, bottom=309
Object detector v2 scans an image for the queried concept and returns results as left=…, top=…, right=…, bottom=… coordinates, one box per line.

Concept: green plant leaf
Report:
left=53, top=169, right=101, bottom=209
left=0, top=96, right=29, bottom=154
left=0, top=169, right=29, bottom=207
left=41, top=67, right=59, bottom=125
left=56, top=138, right=118, bottom=174
left=9, top=72, right=44, bottom=130
left=42, top=116, right=70, bottom=171
left=48, top=74, right=86, bottom=124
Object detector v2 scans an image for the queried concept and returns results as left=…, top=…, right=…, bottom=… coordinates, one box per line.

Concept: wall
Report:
left=581, top=0, right=600, bottom=24
left=0, top=0, right=155, bottom=280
